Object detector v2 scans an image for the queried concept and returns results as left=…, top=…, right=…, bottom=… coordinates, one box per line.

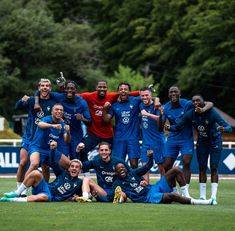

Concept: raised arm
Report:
left=102, top=102, right=113, bottom=124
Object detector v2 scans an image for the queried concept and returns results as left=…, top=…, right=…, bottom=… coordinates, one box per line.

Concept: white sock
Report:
left=16, top=182, right=22, bottom=189
left=11, top=197, right=28, bottom=202
left=82, top=192, right=89, bottom=199
left=173, top=186, right=179, bottom=194
left=15, top=183, right=28, bottom=196
left=181, top=185, right=190, bottom=198
left=199, top=183, right=207, bottom=199
left=191, top=198, right=212, bottom=205
left=211, top=183, right=218, bottom=200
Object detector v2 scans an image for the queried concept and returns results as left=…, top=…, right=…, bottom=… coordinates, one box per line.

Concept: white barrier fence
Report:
left=0, top=139, right=235, bottom=148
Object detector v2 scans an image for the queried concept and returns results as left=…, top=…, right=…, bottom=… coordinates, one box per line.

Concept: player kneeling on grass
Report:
left=111, top=150, right=216, bottom=205
left=0, top=159, right=91, bottom=202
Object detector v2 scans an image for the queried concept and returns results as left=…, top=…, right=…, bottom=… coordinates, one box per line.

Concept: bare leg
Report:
left=182, top=154, right=192, bottom=184
left=16, top=148, right=28, bottom=183
left=24, top=152, right=40, bottom=178
left=41, top=164, right=50, bottom=182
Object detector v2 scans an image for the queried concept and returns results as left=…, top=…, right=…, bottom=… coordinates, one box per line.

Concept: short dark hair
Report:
left=139, top=86, right=151, bottom=92
left=97, top=80, right=107, bottom=85
left=117, top=82, right=131, bottom=91
left=98, top=141, right=111, bottom=149
left=65, top=80, right=78, bottom=89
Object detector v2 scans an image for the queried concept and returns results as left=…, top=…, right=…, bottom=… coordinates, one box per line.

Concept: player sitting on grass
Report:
left=111, top=150, right=216, bottom=205
left=0, top=159, right=91, bottom=202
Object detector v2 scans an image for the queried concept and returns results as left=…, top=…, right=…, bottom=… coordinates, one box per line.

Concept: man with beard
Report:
left=166, top=95, right=232, bottom=204
left=160, top=86, right=213, bottom=196
left=15, top=78, right=57, bottom=196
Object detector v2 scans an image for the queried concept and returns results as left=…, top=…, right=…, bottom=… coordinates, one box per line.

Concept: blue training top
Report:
left=108, top=96, right=141, bottom=140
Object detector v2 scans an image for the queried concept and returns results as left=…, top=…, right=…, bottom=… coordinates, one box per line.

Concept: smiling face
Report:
left=65, top=82, right=77, bottom=99
left=192, top=95, right=204, bottom=108
left=118, top=84, right=130, bottom=102
left=68, top=160, right=82, bottom=178
left=52, top=104, right=64, bottom=121
left=38, top=79, right=52, bottom=99
left=115, top=163, right=128, bottom=179
left=98, top=144, right=111, bottom=162
left=96, top=81, right=108, bottom=99
left=140, top=89, right=152, bottom=106
left=168, top=86, right=181, bottom=103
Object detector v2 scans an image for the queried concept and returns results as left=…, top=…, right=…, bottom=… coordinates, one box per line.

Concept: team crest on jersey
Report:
left=205, top=120, right=209, bottom=124
left=64, top=183, right=71, bottom=190
left=130, top=183, right=138, bottom=188
left=130, top=105, right=133, bottom=109
left=47, top=106, right=51, bottom=111
left=37, top=111, right=44, bottom=118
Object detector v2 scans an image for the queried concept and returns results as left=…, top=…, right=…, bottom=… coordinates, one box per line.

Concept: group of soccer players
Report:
left=0, top=77, right=232, bottom=205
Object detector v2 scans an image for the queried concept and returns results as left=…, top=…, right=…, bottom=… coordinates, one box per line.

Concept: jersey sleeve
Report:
left=212, top=109, right=232, bottom=133
left=134, top=155, right=153, bottom=176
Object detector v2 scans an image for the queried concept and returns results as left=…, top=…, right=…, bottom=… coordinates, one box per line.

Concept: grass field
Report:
left=0, top=178, right=235, bottom=231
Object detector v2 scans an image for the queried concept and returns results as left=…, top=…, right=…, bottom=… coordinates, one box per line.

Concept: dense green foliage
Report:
left=0, top=0, right=234, bottom=120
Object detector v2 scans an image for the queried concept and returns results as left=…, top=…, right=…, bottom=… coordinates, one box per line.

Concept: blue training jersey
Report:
left=49, top=92, right=91, bottom=140
left=108, top=96, right=141, bottom=140
left=171, top=108, right=232, bottom=144
left=110, top=156, right=153, bottom=203
left=30, top=116, right=67, bottom=150
left=162, top=98, right=193, bottom=141
left=15, top=96, right=56, bottom=143
left=48, top=171, right=83, bottom=201
left=82, top=156, right=128, bottom=190
left=140, top=102, right=165, bottom=145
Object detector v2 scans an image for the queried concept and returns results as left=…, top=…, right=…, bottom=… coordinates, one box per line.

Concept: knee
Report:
left=29, top=162, right=39, bottom=170
left=19, top=159, right=28, bottom=167
left=199, top=166, right=207, bottom=173
left=210, top=166, right=218, bottom=174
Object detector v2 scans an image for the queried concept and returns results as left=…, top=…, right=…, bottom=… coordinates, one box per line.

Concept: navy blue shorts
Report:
left=196, top=141, right=222, bottom=168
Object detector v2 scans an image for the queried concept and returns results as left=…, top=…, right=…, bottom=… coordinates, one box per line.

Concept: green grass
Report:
left=0, top=178, right=235, bottom=231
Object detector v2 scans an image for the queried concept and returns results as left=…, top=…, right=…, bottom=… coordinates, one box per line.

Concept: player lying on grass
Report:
left=0, top=159, right=91, bottom=202
left=111, top=150, right=216, bottom=205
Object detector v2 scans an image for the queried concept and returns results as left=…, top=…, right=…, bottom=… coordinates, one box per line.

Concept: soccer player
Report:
left=25, top=103, right=71, bottom=179
left=15, top=78, right=57, bottom=195
left=77, top=141, right=129, bottom=202
left=102, top=82, right=141, bottom=168
left=160, top=86, right=213, bottom=194
left=166, top=95, right=232, bottom=203
left=77, top=80, right=139, bottom=164
left=1, top=159, right=91, bottom=202
left=139, top=87, right=165, bottom=183
left=111, top=151, right=216, bottom=205
left=35, top=80, right=92, bottom=160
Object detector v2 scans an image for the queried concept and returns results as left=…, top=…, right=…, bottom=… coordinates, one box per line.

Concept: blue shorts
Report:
left=164, top=139, right=194, bottom=159
left=112, top=139, right=140, bottom=160
left=32, top=178, right=52, bottom=201
left=21, top=140, right=30, bottom=152
left=141, top=143, right=164, bottom=164
left=28, top=146, right=63, bottom=166
left=96, top=188, right=112, bottom=202
left=196, top=141, right=222, bottom=168
left=146, top=176, right=173, bottom=204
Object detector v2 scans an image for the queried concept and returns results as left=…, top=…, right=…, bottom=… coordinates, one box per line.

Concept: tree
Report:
left=0, top=0, right=104, bottom=119
left=107, top=65, right=159, bottom=96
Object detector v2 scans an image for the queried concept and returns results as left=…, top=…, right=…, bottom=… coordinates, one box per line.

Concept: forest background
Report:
left=0, top=0, right=234, bottom=121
